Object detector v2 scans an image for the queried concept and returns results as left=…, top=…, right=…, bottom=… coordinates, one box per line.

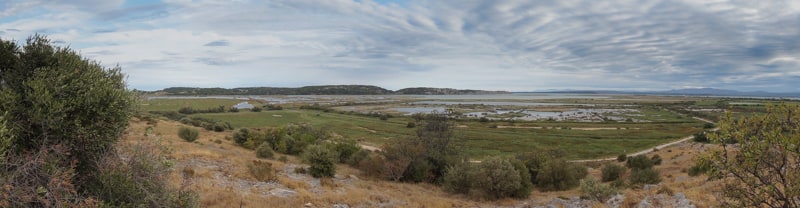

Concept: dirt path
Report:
left=571, top=117, right=718, bottom=163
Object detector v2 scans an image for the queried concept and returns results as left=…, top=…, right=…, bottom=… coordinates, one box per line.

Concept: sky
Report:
left=1, top=0, right=799, bottom=92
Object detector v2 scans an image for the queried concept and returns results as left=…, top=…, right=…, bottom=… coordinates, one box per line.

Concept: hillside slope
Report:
left=123, top=118, right=721, bottom=207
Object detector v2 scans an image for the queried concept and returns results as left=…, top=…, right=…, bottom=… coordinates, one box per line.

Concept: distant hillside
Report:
left=153, top=85, right=509, bottom=95
left=395, top=87, right=509, bottom=95
left=538, top=88, right=800, bottom=98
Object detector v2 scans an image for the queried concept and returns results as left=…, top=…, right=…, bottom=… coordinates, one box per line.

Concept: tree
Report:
left=0, top=35, right=135, bottom=180
left=700, top=104, right=800, bottom=207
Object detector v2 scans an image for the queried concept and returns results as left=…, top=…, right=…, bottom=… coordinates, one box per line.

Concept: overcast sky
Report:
left=2, top=0, right=799, bottom=92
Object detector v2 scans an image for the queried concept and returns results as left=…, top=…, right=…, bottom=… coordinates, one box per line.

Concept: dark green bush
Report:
left=601, top=163, right=626, bottom=182
left=443, top=157, right=532, bottom=200
left=346, top=149, right=370, bottom=166
left=629, top=168, right=661, bottom=185
left=693, top=131, right=709, bottom=143
left=626, top=155, right=654, bottom=170
left=302, top=144, right=337, bottom=178
left=332, top=140, right=361, bottom=163
left=442, top=162, right=475, bottom=195
left=178, top=127, right=199, bottom=142
left=255, top=142, right=274, bottom=159
left=406, top=122, right=416, bottom=128
left=536, top=159, right=588, bottom=191
left=233, top=128, right=250, bottom=145
left=251, top=106, right=262, bottom=112
left=617, top=154, right=627, bottom=162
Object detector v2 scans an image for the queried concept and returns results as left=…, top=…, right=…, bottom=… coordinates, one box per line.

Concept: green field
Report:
left=139, top=98, right=244, bottom=111
left=187, top=109, right=704, bottom=159
left=142, top=97, right=716, bottom=160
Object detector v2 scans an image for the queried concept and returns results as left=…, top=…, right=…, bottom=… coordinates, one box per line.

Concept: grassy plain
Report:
left=146, top=107, right=705, bottom=159
left=139, top=98, right=244, bottom=111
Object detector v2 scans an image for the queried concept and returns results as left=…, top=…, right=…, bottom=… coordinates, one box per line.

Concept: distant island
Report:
left=147, top=85, right=511, bottom=95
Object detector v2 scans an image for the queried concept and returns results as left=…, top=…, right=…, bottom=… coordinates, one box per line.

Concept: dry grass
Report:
left=123, top=118, right=722, bottom=207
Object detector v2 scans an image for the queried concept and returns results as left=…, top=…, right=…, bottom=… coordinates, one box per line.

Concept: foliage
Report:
left=693, top=131, right=709, bottom=143
left=628, top=168, right=661, bottom=186
left=233, top=128, right=250, bottom=145
left=0, top=35, right=136, bottom=182
left=178, top=127, right=199, bottom=142
left=626, top=155, right=654, bottom=170
left=406, top=122, right=416, bottom=128
left=700, top=104, right=800, bottom=207
left=247, top=160, right=276, bottom=182
left=255, top=142, right=274, bottom=159
left=331, top=139, right=361, bottom=163
left=601, top=163, right=627, bottom=182
left=86, top=139, right=198, bottom=207
left=442, top=157, right=532, bottom=200
left=380, top=112, right=463, bottom=183
left=650, top=154, right=662, bottom=165
left=617, top=154, right=627, bottom=162
left=536, top=159, right=588, bottom=191
left=178, top=105, right=225, bottom=114
left=251, top=106, right=262, bottom=112
left=580, top=177, right=619, bottom=202
left=516, top=152, right=551, bottom=185
left=302, top=144, right=337, bottom=178
left=346, top=149, right=370, bottom=166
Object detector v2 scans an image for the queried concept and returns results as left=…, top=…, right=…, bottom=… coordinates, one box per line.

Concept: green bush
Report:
left=442, top=162, right=476, bottom=195
left=332, top=140, right=361, bottom=163
left=693, top=131, right=709, bottom=143
left=178, top=127, right=199, bottom=142
left=346, top=149, right=370, bottom=166
left=255, top=142, right=274, bottom=159
left=233, top=128, right=250, bottom=145
left=617, top=154, right=627, bottom=162
left=626, top=155, right=654, bottom=170
left=251, top=106, right=262, bottom=112
left=443, top=158, right=532, bottom=200
left=536, top=159, right=588, bottom=191
left=0, top=35, right=135, bottom=182
left=629, top=168, right=662, bottom=185
left=601, top=163, right=626, bottom=182
left=580, top=177, right=619, bottom=202
left=302, top=144, right=337, bottom=178
left=515, top=152, right=550, bottom=185
left=406, top=122, right=416, bottom=128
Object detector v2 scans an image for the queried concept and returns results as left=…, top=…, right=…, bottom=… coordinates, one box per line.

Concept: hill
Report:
left=153, top=85, right=510, bottom=95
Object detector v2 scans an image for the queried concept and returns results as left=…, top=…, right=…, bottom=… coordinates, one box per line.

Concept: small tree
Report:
left=302, top=144, right=337, bottom=178
left=233, top=128, right=250, bottom=145
left=628, top=168, right=661, bottom=185
left=536, top=159, right=587, bottom=191
left=700, top=104, right=800, bottom=207
left=178, top=127, right=199, bottom=142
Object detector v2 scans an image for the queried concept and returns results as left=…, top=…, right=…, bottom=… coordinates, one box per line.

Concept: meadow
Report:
left=138, top=94, right=734, bottom=159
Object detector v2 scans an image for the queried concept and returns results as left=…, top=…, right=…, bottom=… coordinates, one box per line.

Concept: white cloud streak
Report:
left=1, top=0, right=799, bottom=92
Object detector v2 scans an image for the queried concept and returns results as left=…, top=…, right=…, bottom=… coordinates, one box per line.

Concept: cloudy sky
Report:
left=2, top=0, right=799, bottom=92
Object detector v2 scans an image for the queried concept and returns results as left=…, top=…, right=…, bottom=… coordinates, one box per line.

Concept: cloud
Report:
left=203, top=40, right=229, bottom=47
left=1, top=0, right=799, bottom=92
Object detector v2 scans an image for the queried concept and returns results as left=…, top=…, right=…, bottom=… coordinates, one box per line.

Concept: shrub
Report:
left=406, top=122, right=416, bottom=128
left=248, top=160, right=276, bottom=182
left=693, top=131, right=709, bottom=143
left=479, top=117, right=490, bottom=123
left=515, top=152, right=551, bottom=185
left=601, top=163, right=627, bottom=182
left=0, top=35, right=135, bottom=183
left=302, top=145, right=337, bottom=178
left=629, top=168, right=661, bottom=185
left=178, top=127, right=199, bottom=142
left=251, top=106, right=262, bottom=112
left=87, top=139, right=199, bottom=207
left=228, top=107, right=239, bottom=112
left=255, top=142, right=274, bottom=159
left=357, top=155, right=386, bottom=179
left=688, top=160, right=709, bottom=177
left=473, top=157, right=525, bottom=199
left=580, top=177, right=619, bottom=202
left=212, top=123, right=226, bottom=132
left=617, top=154, right=627, bottom=162
left=650, top=154, right=662, bottom=165
left=626, top=155, right=654, bottom=170
left=703, top=123, right=715, bottom=129
left=442, top=162, right=476, bottom=195
left=536, top=159, right=588, bottom=191
left=233, top=128, right=250, bottom=145
left=346, top=149, right=370, bottom=166
left=332, top=140, right=361, bottom=163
